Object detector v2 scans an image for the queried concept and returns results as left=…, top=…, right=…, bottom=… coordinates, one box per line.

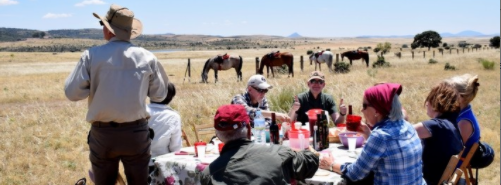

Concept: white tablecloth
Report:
left=150, top=143, right=362, bottom=185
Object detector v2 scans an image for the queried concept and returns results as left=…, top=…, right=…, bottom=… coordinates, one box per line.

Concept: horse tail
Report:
left=328, top=53, right=333, bottom=66
left=364, top=53, right=370, bottom=67
left=202, top=58, right=210, bottom=81
left=290, top=55, right=294, bottom=77
left=237, top=56, right=243, bottom=72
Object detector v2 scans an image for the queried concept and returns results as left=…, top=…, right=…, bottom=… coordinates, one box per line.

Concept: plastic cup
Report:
left=218, top=143, right=224, bottom=153
left=346, top=115, right=362, bottom=131
left=347, top=137, right=357, bottom=151
left=197, top=145, right=206, bottom=158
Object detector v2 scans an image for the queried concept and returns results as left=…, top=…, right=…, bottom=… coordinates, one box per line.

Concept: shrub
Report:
left=334, top=62, right=350, bottom=73
left=307, top=50, right=313, bottom=55
left=402, top=44, right=408, bottom=48
left=444, top=46, right=450, bottom=50
left=478, top=58, right=495, bottom=70
left=326, top=48, right=331, bottom=51
left=428, top=59, right=438, bottom=64
left=444, top=63, right=456, bottom=70
left=372, top=56, right=390, bottom=68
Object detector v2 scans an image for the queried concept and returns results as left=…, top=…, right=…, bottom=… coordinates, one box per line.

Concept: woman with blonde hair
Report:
left=413, top=82, right=463, bottom=185
left=445, top=74, right=480, bottom=167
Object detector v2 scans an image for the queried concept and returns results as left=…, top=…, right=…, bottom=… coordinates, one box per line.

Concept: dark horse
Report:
left=201, top=54, right=243, bottom=83
left=341, top=50, right=370, bottom=67
left=258, top=52, right=294, bottom=78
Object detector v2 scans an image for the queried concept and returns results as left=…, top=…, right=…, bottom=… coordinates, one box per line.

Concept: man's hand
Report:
left=339, top=98, right=347, bottom=116
left=291, top=95, right=300, bottom=112
left=275, top=113, right=291, bottom=123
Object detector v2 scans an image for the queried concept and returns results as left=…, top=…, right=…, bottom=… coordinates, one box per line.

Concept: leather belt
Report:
left=92, top=118, right=147, bottom=128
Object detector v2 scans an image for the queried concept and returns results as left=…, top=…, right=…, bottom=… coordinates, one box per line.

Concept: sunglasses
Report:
left=309, top=80, right=325, bottom=84
left=251, top=86, right=268, bottom=94
left=362, top=103, right=372, bottom=110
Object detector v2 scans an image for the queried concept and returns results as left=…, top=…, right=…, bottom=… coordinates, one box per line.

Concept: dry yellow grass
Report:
left=0, top=37, right=499, bottom=184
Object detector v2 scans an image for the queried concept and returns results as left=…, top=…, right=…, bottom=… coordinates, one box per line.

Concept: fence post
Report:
left=336, top=53, right=339, bottom=63
left=300, top=55, right=304, bottom=72
left=463, top=48, right=465, bottom=53
left=255, top=57, right=259, bottom=74
left=412, top=51, right=414, bottom=60
left=457, top=49, right=459, bottom=54
left=423, top=51, right=426, bottom=58
left=441, top=50, right=443, bottom=56
left=449, top=49, right=451, bottom=54
left=433, top=50, right=435, bottom=58
left=188, top=58, right=191, bottom=79
left=400, top=48, right=402, bottom=51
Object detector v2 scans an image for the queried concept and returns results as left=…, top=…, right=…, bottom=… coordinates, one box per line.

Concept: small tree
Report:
left=442, top=43, right=448, bottom=47
left=374, top=42, right=391, bottom=56
left=412, top=30, right=442, bottom=51
left=490, top=36, right=500, bottom=48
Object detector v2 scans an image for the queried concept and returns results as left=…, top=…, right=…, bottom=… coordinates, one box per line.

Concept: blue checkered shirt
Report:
left=231, top=92, right=269, bottom=120
left=341, top=119, right=426, bottom=185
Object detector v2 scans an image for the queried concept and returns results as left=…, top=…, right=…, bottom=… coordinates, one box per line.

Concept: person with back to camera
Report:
left=231, top=74, right=291, bottom=123
left=146, top=82, right=182, bottom=170
left=288, top=71, right=347, bottom=126
left=413, top=82, right=463, bottom=185
left=200, top=104, right=320, bottom=185
left=445, top=74, right=481, bottom=167
left=64, top=4, right=168, bottom=184
left=318, top=83, right=426, bottom=185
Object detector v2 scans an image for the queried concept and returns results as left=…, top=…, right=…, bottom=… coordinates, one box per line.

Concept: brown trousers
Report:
left=88, top=120, right=151, bottom=185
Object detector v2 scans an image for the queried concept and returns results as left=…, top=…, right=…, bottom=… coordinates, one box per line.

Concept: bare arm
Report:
left=288, top=95, right=300, bottom=123
left=457, top=120, right=473, bottom=144
left=413, top=122, right=432, bottom=139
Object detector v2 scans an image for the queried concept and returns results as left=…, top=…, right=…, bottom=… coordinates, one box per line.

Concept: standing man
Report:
left=231, top=74, right=290, bottom=123
left=289, top=71, right=347, bottom=125
left=64, top=4, right=167, bottom=185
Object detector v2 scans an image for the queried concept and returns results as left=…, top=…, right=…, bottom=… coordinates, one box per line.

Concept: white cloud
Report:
left=0, top=0, right=19, bottom=6
left=75, top=0, right=105, bottom=7
left=43, top=13, right=72, bottom=19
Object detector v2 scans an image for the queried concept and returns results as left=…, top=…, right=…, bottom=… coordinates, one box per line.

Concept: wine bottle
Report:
left=321, top=111, right=329, bottom=149
left=316, top=113, right=324, bottom=150
left=269, top=113, right=280, bottom=145
left=348, top=105, right=353, bottom=115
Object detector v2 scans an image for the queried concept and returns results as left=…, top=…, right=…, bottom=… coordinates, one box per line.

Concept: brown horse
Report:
left=201, top=55, right=243, bottom=83
left=341, top=50, right=370, bottom=67
left=258, top=52, right=294, bottom=78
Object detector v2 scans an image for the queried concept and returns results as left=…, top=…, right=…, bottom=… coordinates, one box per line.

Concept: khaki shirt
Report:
left=64, top=37, right=167, bottom=123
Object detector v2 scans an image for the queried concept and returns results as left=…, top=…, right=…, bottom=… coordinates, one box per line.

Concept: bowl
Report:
left=338, top=131, right=364, bottom=148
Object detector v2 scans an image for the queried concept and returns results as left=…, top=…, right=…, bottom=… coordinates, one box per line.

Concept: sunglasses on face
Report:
left=309, top=80, right=324, bottom=84
left=251, top=86, right=268, bottom=94
left=362, top=103, right=372, bottom=110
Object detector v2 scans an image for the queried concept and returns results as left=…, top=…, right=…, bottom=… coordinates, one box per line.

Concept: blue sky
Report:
left=0, top=0, right=499, bottom=37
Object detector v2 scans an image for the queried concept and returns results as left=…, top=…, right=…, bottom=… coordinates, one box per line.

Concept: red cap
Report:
left=214, top=105, right=252, bottom=139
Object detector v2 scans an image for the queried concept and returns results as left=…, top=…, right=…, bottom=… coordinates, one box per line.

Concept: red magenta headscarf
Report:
left=363, top=83, right=402, bottom=116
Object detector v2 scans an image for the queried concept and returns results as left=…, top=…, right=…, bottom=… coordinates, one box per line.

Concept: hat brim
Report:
left=308, top=76, right=324, bottom=82
left=255, top=82, right=273, bottom=90
left=93, top=12, right=142, bottom=40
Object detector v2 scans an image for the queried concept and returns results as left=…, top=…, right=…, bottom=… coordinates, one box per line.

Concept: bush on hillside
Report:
left=334, top=62, right=350, bottom=73
left=444, top=63, right=456, bottom=70
left=478, top=58, right=495, bottom=70
left=307, top=50, right=313, bottom=55
left=429, top=59, right=438, bottom=64
left=372, top=56, right=390, bottom=68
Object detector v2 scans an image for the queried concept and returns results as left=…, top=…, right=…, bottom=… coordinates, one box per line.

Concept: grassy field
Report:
left=0, top=37, right=499, bottom=184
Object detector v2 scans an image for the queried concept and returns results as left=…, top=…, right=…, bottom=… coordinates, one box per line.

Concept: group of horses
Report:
left=201, top=51, right=370, bottom=83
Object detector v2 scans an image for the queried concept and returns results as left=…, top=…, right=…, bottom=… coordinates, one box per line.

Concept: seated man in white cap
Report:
left=231, top=74, right=291, bottom=124
left=200, top=104, right=319, bottom=185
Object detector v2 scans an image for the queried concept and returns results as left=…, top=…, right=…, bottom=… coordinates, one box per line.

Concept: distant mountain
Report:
left=288, top=32, right=302, bottom=38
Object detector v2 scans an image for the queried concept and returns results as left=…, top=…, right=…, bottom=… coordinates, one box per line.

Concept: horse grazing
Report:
left=258, top=52, right=294, bottom=78
left=201, top=54, right=243, bottom=83
left=309, top=51, right=334, bottom=72
left=341, top=50, right=370, bottom=67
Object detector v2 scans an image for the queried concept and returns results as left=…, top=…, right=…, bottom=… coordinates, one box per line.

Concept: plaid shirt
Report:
left=341, top=119, right=426, bottom=185
left=231, top=92, right=269, bottom=121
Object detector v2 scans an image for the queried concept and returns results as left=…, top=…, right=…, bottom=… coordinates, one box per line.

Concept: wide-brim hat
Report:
left=93, top=4, right=142, bottom=40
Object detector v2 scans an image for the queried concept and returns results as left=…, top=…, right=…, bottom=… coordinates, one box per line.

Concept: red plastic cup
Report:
left=194, top=141, right=207, bottom=157
left=346, top=115, right=362, bottom=131
left=218, top=143, right=225, bottom=153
